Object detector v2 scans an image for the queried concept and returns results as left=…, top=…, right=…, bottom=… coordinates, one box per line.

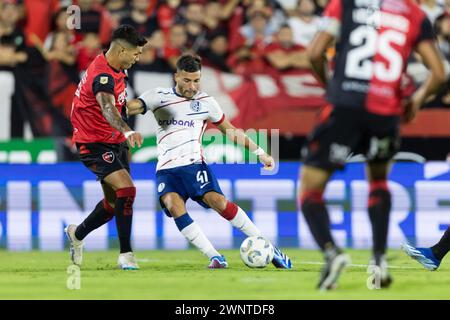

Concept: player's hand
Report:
left=403, top=89, right=425, bottom=124
left=125, top=131, right=143, bottom=148
left=259, top=153, right=275, bottom=171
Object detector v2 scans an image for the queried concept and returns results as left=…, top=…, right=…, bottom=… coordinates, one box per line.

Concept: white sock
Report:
left=230, top=207, right=262, bottom=237
left=180, top=222, right=221, bottom=259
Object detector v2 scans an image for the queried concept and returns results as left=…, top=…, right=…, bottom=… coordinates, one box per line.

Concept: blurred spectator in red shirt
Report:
left=265, top=24, right=310, bottom=72
left=31, top=31, right=78, bottom=118
left=76, top=32, right=101, bottom=73
left=120, top=0, right=159, bottom=38
left=157, top=0, right=182, bottom=35
left=228, top=11, right=275, bottom=75
left=23, top=0, right=59, bottom=45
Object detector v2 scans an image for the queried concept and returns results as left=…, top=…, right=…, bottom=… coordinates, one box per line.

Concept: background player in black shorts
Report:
left=67, top=25, right=147, bottom=270
left=299, top=0, right=447, bottom=290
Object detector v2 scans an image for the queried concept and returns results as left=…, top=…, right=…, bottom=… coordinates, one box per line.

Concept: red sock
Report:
left=221, top=201, right=238, bottom=221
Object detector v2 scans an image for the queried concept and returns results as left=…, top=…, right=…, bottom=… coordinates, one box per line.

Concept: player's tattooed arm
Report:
left=96, top=92, right=132, bottom=133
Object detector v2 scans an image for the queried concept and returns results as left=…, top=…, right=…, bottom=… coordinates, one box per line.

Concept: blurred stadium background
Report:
left=0, top=0, right=449, bottom=252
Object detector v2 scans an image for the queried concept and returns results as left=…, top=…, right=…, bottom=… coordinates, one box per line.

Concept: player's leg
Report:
left=65, top=182, right=116, bottom=266
left=160, top=192, right=227, bottom=268
left=300, top=166, right=350, bottom=290
left=202, top=191, right=292, bottom=268
left=65, top=142, right=122, bottom=266
left=402, top=227, right=449, bottom=271
left=72, top=182, right=116, bottom=241
left=365, top=112, right=401, bottom=285
left=103, top=168, right=138, bottom=269
left=431, top=227, right=450, bottom=262
left=300, top=107, right=357, bottom=290
left=366, top=161, right=393, bottom=287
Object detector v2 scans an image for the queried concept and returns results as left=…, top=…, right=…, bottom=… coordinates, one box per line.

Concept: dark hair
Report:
left=279, top=23, right=291, bottom=30
left=111, top=24, right=147, bottom=47
left=176, top=54, right=202, bottom=72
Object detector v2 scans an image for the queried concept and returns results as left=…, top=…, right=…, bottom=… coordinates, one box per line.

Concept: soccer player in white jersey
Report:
left=127, top=54, right=292, bottom=269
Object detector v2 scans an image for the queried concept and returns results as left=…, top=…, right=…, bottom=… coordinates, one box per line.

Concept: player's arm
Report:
left=95, top=92, right=143, bottom=147
left=215, top=119, right=275, bottom=171
left=308, top=0, right=341, bottom=85
left=404, top=41, right=447, bottom=122
left=126, top=98, right=146, bottom=116
left=404, top=20, right=448, bottom=123
left=307, top=31, right=335, bottom=85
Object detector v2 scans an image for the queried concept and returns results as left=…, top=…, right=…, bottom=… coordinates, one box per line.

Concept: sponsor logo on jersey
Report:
left=102, top=151, right=115, bottom=163
left=158, top=118, right=195, bottom=127
left=190, top=100, right=201, bottom=112
left=158, top=183, right=165, bottom=193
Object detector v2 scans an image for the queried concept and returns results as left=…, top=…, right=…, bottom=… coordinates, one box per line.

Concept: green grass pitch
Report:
left=0, top=249, right=448, bottom=299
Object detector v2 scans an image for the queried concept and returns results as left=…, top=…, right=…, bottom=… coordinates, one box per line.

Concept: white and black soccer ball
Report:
left=240, top=236, right=274, bottom=268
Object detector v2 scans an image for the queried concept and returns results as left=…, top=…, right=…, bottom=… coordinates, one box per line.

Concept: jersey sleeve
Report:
left=92, top=73, right=115, bottom=96
left=414, top=15, right=436, bottom=47
left=318, top=0, right=342, bottom=37
left=138, top=88, right=161, bottom=114
left=207, top=97, right=225, bottom=125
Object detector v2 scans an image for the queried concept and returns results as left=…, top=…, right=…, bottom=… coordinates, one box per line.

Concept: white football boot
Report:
left=64, top=224, right=84, bottom=266
left=118, top=252, right=140, bottom=270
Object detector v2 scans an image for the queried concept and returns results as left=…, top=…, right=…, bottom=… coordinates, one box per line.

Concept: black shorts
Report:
left=76, top=142, right=130, bottom=181
left=302, top=106, right=400, bottom=171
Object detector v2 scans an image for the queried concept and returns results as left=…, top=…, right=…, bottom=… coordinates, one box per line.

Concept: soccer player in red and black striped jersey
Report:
left=65, top=25, right=147, bottom=270
left=300, top=0, right=447, bottom=290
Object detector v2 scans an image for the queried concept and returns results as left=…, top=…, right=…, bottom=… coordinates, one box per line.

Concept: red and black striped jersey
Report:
left=321, top=0, right=435, bottom=115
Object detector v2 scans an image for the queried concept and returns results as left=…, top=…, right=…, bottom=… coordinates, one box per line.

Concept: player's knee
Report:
left=369, top=180, right=388, bottom=192
left=162, top=193, right=185, bottom=216
left=368, top=180, right=391, bottom=208
left=116, top=186, right=136, bottom=198
left=115, top=187, right=136, bottom=216
left=299, top=189, right=324, bottom=210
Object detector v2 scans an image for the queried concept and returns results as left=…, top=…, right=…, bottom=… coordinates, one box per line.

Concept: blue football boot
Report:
left=401, top=243, right=441, bottom=271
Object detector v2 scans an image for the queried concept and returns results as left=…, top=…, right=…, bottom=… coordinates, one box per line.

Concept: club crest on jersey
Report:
left=118, top=89, right=126, bottom=105
left=100, top=76, right=109, bottom=84
left=102, top=151, right=115, bottom=163
left=190, top=100, right=201, bottom=112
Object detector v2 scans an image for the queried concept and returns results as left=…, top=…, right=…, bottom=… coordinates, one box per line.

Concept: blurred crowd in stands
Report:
left=0, top=0, right=449, bottom=147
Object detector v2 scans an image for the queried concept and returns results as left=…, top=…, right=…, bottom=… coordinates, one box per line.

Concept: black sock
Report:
left=75, top=200, right=115, bottom=240
left=368, top=187, right=391, bottom=263
left=114, top=188, right=135, bottom=253
left=431, top=227, right=450, bottom=261
left=301, top=193, right=335, bottom=251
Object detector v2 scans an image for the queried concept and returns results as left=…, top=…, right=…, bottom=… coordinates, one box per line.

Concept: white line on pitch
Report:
left=299, top=261, right=419, bottom=269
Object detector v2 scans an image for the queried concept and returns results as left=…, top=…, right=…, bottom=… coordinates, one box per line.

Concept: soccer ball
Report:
left=240, top=236, right=274, bottom=268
